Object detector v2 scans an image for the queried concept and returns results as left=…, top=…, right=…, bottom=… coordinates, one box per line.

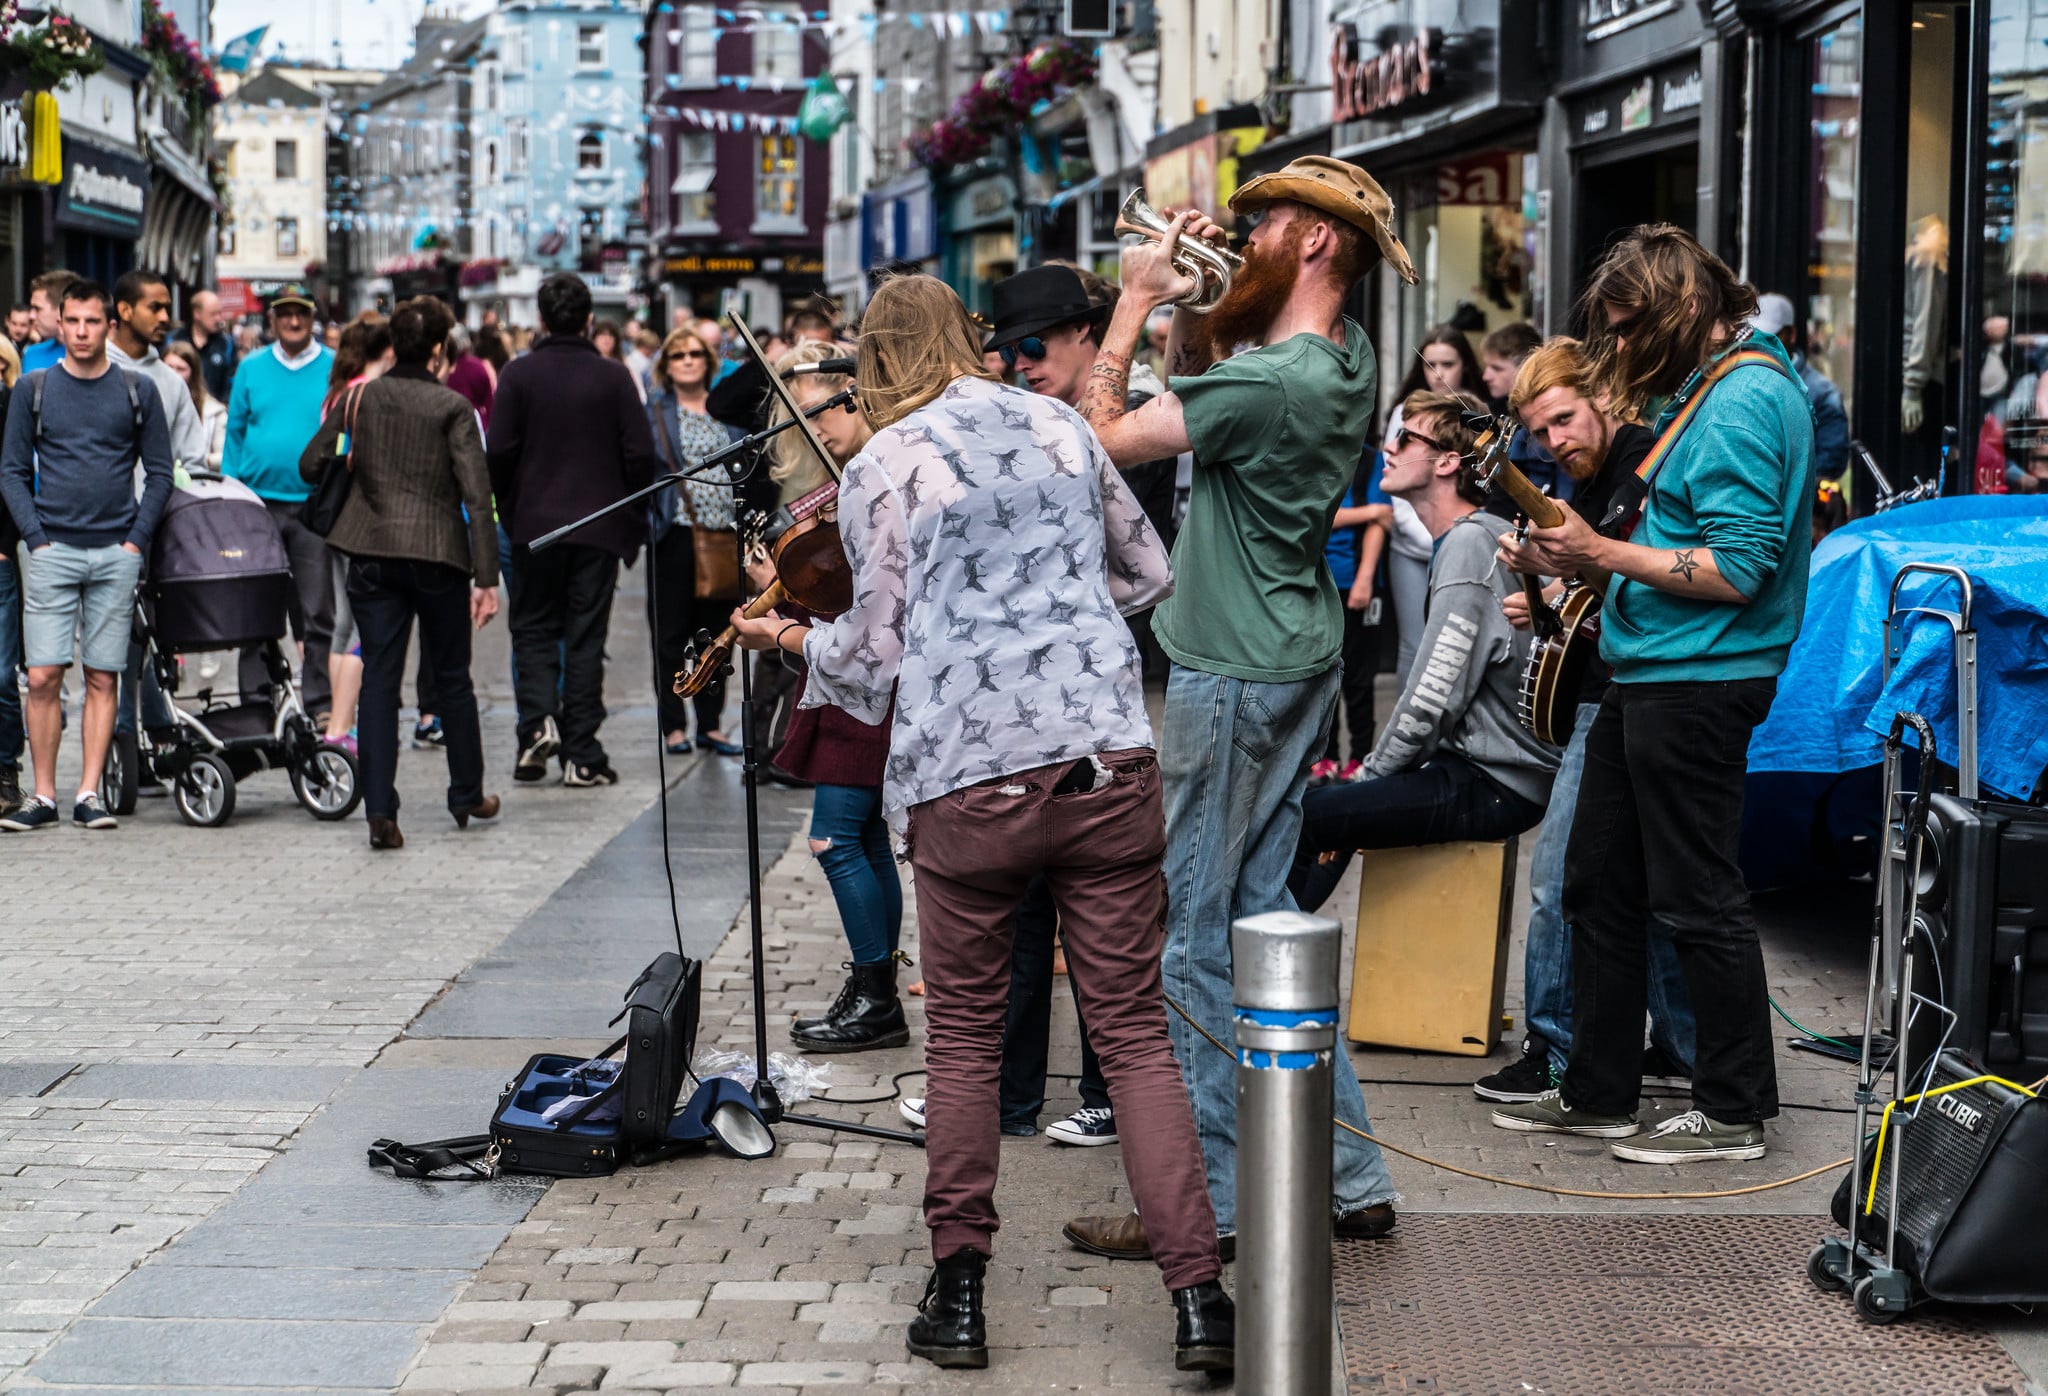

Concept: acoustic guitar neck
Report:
left=1477, top=429, right=1612, bottom=595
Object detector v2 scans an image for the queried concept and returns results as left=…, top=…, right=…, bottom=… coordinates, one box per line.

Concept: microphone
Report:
left=783, top=357, right=855, bottom=378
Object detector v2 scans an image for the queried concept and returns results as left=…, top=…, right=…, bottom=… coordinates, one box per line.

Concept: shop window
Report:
left=1897, top=3, right=1956, bottom=483
left=673, top=132, right=718, bottom=229
left=509, top=119, right=529, bottom=175
left=753, top=4, right=802, bottom=83
left=275, top=139, right=298, bottom=180
left=1975, top=0, right=2047, bottom=494
left=577, top=24, right=607, bottom=69
left=678, top=7, right=717, bottom=87
left=755, top=134, right=801, bottom=231
left=577, top=129, right=606, bottom=171
left=276, top=218, right=299, bottom=257
left=1803, top=16, right=1861, bottom=420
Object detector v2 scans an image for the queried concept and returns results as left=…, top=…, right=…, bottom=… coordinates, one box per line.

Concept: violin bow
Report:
left=725, top=312, right=845, bottom=485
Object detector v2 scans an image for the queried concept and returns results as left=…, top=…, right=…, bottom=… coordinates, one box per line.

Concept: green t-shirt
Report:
left=1156, top=321, right=1377, bottom=682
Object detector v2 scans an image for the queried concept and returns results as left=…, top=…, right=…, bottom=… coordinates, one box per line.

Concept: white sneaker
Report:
left=899, top=1097, right=926, bottom=1129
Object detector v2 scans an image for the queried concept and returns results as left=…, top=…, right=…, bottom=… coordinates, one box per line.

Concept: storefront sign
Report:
left=1435, top=152, right=1518, bottom=206
left=55, top=138, right=148, bottom=237
left=1329, top=24, right=1442, bottom=123
left=0, top=101, right=26, bottom=172
left=1143, top=127, right=1262, bottom=222
left=663, top=252, right=824, bottom=279
left=950, top=174, right=1015, bottom=232
left=1569, top=54, right=1705, bottom=149
left=1583, top=0, right=1680, bottom=43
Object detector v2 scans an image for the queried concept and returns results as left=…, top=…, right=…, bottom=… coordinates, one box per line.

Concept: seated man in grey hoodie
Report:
left=1289, top=389, right=1560, bottom=911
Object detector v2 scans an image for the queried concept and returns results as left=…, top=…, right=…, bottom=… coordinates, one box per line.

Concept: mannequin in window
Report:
left=1900, top=214, right=1948, bottom=441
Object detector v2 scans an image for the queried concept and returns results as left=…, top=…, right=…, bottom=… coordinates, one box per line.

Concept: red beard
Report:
left=1189, top=219, right=1307, bottom=363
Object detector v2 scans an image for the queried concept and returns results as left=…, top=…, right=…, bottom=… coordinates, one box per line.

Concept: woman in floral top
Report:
left=730, top=276, right=1230, bottom=1375
left=645, top=328, right=744, bottom=755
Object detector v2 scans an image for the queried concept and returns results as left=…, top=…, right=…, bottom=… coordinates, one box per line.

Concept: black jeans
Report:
left=509, top=541, right=618, bottom=768
left=1560, top=679, right=1779, bottom=1124
left=1288, top=751, right=1547, bottom=913
left=241, top=501, right=334, bottom=714
left=648, top=525, right=730, bottom=738
left=1322, top=604, right=1381, bottom=764
left=350, top=557, right=484, bottom=820
left=1000, top=875, right=1108, bottom=1129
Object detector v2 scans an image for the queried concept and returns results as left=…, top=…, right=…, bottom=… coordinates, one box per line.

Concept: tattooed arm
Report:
left=1079, top=209, right=1215, bottom=468
left=1499, top=500, right=1750, bottom=604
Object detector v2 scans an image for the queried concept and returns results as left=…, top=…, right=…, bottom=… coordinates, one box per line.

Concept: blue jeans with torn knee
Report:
left=1159, top=662, right=1398, bottom=1232
left=810, top=782, right=902, bottom=965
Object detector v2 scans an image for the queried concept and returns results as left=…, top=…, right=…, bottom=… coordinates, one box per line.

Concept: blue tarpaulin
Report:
left=1748, top=494, right=2048, bottom=801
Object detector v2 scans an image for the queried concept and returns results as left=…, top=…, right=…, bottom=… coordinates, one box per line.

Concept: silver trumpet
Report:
left=1114, top=189, right=1243, bottom=315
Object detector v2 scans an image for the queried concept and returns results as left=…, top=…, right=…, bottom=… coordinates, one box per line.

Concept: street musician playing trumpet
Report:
left=1064, top=157, right=1426, bottom=1261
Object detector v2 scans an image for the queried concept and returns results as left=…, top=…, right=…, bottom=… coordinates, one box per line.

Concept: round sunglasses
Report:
left=997, top=336, right=1049, bottom=370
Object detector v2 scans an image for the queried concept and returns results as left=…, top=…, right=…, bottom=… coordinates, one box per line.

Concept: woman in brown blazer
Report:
left=299, top=296, right=500, bottom=850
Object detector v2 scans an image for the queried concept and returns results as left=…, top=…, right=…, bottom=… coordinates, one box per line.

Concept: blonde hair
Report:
left=854, top=274, right=998, bottom=429
left=1508, top=337, right=1596, bottom=415
left=767, top=339, right=862, bottom=493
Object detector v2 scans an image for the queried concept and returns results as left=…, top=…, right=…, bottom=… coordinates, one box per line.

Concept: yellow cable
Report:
left=1166, top=993, right=1854, bottom=1203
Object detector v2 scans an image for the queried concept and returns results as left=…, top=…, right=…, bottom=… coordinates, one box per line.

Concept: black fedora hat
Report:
left=984, top=264, right=1097, bottom=352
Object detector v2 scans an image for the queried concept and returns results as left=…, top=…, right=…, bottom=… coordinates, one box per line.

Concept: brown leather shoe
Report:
left=1334, top=1203, right=1397, bottom=1240
left=1066, top=1211, right=1237, bottom=1264
left=453, top=794, right=501, bottom=829
left=368, top=817, right=404, bottom=850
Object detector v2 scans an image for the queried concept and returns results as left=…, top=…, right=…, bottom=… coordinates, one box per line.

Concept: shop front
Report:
left=1723, top=0, right=1980, bottom=494
left=1329, top=0, right=1546, bottom=417
left=939, top=169, right=1016, bottom=319
left=0, top=95, right=37, bottom=306
left=659, top=248, right=826, bottom=331
left=55, top=136, right=148, bottom=286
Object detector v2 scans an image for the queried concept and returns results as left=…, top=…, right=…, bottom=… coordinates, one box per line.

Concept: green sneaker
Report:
left=1489, top=1089, right=1639, bottom=1138
left=1610, top=1110, right=1765, bottom=1164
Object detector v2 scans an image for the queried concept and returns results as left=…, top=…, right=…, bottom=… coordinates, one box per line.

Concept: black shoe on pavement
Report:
left=562, top=760, right=619, bottom=788
left=791, top=961, right=910, bottom=1054
left=515, top=717, right=560, bottom=783
left=1473, top=1041, right=1558, bottom=1103
left=1172, top=1280, right=1235, bottom=1372
left=906, top=1249, right=987, bottom=1369
left=72, top=793, right=117, bottom=829
left=0, top=766, right=20, bottom=816
left=1334, top=1203, right=1397, bottom=1240
left=0, top=797, right=57, bottom=832
left=1641, top=1044, right=1692, bottom=1088
left=794, top=964, right=858, bottom=1035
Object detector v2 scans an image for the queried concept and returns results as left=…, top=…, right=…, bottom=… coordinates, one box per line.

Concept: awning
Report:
left=142, top=137, right=221, bottom=286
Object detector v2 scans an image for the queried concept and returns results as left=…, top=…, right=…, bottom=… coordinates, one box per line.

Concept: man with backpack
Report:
left=0, top=280, right=173, bottom=831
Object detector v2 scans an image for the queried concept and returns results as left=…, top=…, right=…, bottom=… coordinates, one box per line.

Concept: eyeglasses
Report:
left=1396, top=426, right=1447, bottom=454
left=998, top=336, right=1049, bottom=369
left=672, top=350, right=708, bottom=361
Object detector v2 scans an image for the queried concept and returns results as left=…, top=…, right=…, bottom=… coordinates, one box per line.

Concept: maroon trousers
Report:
left=907, top=749, right=1222, bottom=1292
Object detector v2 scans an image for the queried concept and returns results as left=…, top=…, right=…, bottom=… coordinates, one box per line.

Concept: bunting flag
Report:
left=217, top=25, right=270, bottom=73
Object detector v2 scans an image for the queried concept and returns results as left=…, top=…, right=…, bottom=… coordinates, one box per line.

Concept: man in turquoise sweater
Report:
left=223, top=286, right=335, bottom=714
left=1490, top=226, right=1814, bottom=1165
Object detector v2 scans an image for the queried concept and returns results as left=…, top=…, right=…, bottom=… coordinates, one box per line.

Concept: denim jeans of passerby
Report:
left=808, top=782, right=902, bottom=966
left=1160, top=662, right=1398, bottom=1231
left=1000, top=875, right=1108, bottom=1131
left=0, top=556, right=21, bottom=772
left=1561, top=679, right=1780, bottom=1124
left=1286, top=750, right=1548, bottom=914
left=1524, top=700, right=1696, bottom=1075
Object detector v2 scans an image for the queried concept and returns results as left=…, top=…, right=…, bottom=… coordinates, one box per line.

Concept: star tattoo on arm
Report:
left=1669, top=548, right=1700, bottom=582
left=1079, top=350, right=1133, bottom=430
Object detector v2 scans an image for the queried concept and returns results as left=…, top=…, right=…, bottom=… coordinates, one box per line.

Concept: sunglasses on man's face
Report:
left=1396, top=426, right=1447, bottom=454
left=998, top=336, right=1049, bottom=369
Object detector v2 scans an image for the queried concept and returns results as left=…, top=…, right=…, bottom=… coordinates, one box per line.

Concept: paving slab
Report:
left=29, top=1316, right=425, bottom=1387
left=0, top=1065, right=80, bottom=1098
left=49, top=1064, right=355, bottom=1102
left=85, top=1263, right=470, bottom=1321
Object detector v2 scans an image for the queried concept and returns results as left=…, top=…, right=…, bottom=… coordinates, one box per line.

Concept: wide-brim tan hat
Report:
left=1230, top=155, right=1419, bottom=285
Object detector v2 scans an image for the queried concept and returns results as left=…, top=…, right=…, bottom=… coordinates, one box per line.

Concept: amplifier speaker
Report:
left=1908, top=795, right=2048, bottom=1083
left=1345, top=839, right=1517, bottom=1056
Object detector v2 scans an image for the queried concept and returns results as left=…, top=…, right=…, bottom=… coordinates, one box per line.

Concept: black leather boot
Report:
left=793, top=964, right=859, bottom=1035
left=1172, top=1279, right=1235, bottom=1372
left=906, top=1248, right=987, bottom=1369
left=790, top=960, right=909, bottom=1053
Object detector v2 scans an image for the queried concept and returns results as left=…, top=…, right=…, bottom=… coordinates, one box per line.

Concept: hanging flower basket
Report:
left=6, top=13, right=105, bottom=92
left=142, top=0, right=221, bottom=120
left=909, top=40, right=1097, bottom=173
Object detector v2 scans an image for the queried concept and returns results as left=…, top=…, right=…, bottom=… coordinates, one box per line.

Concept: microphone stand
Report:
left=530, top=397, right=921, bottom=1152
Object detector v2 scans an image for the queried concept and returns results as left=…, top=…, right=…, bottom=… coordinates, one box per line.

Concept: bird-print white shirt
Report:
left=799, top=375, right=1173, bottom=828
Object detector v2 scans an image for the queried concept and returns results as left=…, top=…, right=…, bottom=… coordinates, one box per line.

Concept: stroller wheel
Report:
left=173, top=752, right=237, bottom=828
left=102, top=729, right=141, bottom=817
left=293, top=744, right=363, bottom=822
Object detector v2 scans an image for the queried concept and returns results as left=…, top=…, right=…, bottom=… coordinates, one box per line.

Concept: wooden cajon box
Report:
left=1345, top=839, right=1518, bottom=1056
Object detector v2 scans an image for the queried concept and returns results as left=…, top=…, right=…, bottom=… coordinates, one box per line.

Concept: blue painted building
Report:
left=467, top=0, right=646, bottom=322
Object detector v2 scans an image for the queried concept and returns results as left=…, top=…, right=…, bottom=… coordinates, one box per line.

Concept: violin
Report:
left=673, top=316, right=854, bottom=700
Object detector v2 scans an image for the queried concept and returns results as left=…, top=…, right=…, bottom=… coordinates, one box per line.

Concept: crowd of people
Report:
left=0, top=151, right=1832, bottom=1380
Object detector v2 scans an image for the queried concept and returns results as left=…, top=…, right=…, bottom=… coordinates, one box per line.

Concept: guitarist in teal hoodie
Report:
left=1488, top=225, right=1814, bottom=1165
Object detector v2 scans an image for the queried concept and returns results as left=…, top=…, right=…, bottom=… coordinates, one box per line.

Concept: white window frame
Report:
left=276, top=216, right=299, bottom=257
left=274, top=138, right=298, bottom=180
left=508, top=119, right=529, bottom=176
left=672, top=131, right=718, bottom=232
left=752, top=4, right=802, bottom=83
left=753, top=133, right=802, bottom=233
left=576, top=129, right=606, bottom=173
left=678, top=7, right=717, bottom=88
left=576, top=23, right=606, bottom=70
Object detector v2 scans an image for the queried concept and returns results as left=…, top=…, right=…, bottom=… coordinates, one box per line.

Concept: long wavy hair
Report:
left=854, top=274, right=999, bottom=429
left=1578, top=223, right=1758, bottom=418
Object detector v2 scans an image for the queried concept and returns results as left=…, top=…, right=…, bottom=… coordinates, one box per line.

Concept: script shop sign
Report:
left=1330, top=24, right=1443, bottom=123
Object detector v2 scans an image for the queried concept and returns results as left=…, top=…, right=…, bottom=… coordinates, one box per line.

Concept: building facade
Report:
left=642, top=0, right=835, bottom=331
left=467, top=0, right=646, bottom=324
left=217, top=68, right=371, bottom=318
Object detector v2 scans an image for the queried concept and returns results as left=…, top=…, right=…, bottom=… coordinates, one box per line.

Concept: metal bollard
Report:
left=1234, top=910, right=1338, bottom=1396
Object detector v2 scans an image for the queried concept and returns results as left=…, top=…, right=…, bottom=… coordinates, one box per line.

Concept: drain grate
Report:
left=1335, top=1214, right=2027, bottom=1395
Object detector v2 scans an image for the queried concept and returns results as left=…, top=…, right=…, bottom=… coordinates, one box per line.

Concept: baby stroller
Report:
left=101, top=472, right=360, bottom=828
